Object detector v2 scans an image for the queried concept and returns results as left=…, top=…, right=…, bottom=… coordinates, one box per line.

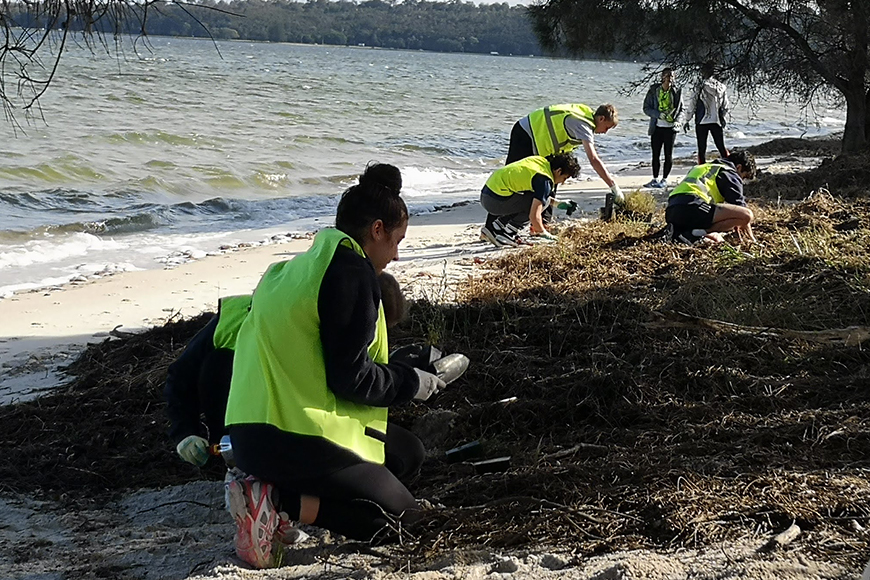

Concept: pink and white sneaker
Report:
left=227, top=476, right=282, bottom=568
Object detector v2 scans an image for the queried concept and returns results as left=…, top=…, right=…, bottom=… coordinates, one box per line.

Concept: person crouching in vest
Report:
left=166, top=273, right=408, bottom=470
left=223, top=163, right=445, bottom=568
left=665, top=150, right=757, bottom=245
left=479, top=153, right=581, bottom=247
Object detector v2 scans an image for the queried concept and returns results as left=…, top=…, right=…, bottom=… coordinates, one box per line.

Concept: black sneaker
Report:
left=480, top=225, right=517, bottom=247
left=673, top=229, right=707, bottom=245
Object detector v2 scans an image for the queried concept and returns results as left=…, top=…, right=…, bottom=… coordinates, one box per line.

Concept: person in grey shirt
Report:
left=691, top=62, right=730, bottom=164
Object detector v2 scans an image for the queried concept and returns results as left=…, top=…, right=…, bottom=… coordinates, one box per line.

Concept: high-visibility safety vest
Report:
left=484, top=156, right=554, bottom=197
left=669, top=162, right=730, bottom=204
left=225, top=228, right=390, bottom=464
left=528, top=103, right=595, bottom=156
left=212, top=295, right=252, bottom=351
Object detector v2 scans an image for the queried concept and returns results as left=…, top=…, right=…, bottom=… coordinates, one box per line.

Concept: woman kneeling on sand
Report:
left=223, top=163, right=445, bottom=568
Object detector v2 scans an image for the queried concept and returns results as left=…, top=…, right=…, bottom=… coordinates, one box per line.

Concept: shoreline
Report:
left=1, top=151, right=862, bottom=580
left=0, top=156, right=822, bottom=404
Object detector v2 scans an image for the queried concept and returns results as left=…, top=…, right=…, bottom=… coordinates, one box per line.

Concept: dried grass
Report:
left=1, top=153, right=870, bottom=568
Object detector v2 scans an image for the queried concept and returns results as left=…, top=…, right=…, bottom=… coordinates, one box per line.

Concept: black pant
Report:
left=696, top=123, right=727, bottom=163
left=505, top=121, right=533, bottom=164
left=230, top=422, right=424, bottom=542
left=650, top=126, right=677, bottom=179
left=197, top=349, right=234, bottom=443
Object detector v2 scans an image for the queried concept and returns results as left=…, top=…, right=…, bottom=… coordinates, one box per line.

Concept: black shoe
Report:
left=673, top=228, right=707, bottom=245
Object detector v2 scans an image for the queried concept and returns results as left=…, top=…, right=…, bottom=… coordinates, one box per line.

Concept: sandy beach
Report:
left=6, top=155, right=863, bottom=580
left=0, top=167, right=661, bottom=404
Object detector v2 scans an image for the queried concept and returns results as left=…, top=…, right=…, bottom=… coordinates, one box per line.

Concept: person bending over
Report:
left=479, top=153, right=581, bottom=247
left=164, top=294, right=251, bottom=467
left=490, top=102, right=621, bottom=228
left=224, top=163, right=445, bottom=568
left=666, top=150, right=757, bottom=245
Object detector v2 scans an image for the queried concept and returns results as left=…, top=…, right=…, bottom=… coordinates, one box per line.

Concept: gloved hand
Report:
left=556, top=200, right=578, bottom=216
left=413, top=368, right=446, bottom=401
left=176, top=435, right=209, bottom=467
left=531, top=229, right=558, bottom=242
left=682, top=122, right=691, bottom=134
left=610, top=184, right=625, bottom=206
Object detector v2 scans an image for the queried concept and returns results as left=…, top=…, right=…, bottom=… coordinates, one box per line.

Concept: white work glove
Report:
left=176, top=435, right=210, bottom=467
left=610, top=184, right=625, bottom=205
left=531, top=229, right=558, bottom=242
left=413, top=368, right=446, bottom=401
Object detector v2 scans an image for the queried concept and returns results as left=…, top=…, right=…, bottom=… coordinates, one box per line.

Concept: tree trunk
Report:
left=842, top=89, right=868, bottom=153
left=865, top=88, right=870, bottom=144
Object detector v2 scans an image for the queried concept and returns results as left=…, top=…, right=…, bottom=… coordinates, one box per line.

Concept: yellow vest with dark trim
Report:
left=212, top=295, right=252, bottom=351
left=528, top=103, right=595, bottom=156
left=225, top=228, right=390, bottom=464
left=669, top=162, right=729, bottom=204
left=484, top=156, right=554, bottom=197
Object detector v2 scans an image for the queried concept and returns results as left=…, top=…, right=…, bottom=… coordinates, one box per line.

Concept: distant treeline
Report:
left=14, top=0, right=543, bottom=56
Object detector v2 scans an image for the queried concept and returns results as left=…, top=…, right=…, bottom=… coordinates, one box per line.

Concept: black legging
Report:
left=505, top=121, right=533, bottom=164
left=650, top=126, right=677, bottom=179
left=230, top=422, right=424, bottom=542
left=197, top=349, right=234, bottom=443
left=696, top=123, right=728, bottom=164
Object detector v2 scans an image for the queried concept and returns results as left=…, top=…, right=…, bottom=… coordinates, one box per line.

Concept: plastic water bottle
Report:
left=209, top=434, right=235, bottom=467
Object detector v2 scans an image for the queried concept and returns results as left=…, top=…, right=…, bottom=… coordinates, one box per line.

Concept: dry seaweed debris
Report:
left=0, top=313, right=226, bottom=497
left=389, top=192, right=870, bottom=568
left=746, top=149, right=870, bottom=200
left=0, top=174, right=869, bottom=569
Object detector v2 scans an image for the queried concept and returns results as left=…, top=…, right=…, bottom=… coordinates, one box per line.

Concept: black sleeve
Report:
left=164, top=315, right=218, bottom=444
left=530, top=173, right=554, bottom=204
left=716, top=167, right=747, bottom=206
left=318, top=246, right=419, bottom=406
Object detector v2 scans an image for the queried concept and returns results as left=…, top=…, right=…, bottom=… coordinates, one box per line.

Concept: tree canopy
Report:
left=529, top=0, right=869, bottom=153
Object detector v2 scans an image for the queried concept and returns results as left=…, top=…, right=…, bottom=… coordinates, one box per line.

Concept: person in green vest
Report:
left=642, top=68, right=683, bottom=189
left=165, top=272, right=408, bottom=469
left=223, top=163, right=446, bottom=568
left=479, top=153, right=581, bottom=246
left=164, top=294, right=252, bottom=467
left=666, top=150, right=757, bottom=244
left=485, top=103, right=622, bottom=230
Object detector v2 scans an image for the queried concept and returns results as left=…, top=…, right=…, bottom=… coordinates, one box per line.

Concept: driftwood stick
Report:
left=646, top=311, right=870, bottom=346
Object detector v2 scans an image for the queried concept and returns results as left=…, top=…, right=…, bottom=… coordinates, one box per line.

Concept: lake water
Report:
left=0, top=37, right=844, bottom=296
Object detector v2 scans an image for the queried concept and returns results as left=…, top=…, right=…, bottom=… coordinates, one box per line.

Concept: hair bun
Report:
left=359, top=163, right=402, bottom=195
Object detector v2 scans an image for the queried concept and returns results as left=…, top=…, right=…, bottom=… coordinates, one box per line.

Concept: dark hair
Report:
left=335, top=163, right=408, bottom=246
left=701, top=61, right=716, bottom=79
left=547, top=152, right=581, bottom=179
left=726, top=150, right=757, bottom=179
left=377, top=271, right=407, bottom=328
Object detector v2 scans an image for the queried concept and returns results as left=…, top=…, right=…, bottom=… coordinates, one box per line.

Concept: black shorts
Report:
left=665, top=197, right=715, bottom=231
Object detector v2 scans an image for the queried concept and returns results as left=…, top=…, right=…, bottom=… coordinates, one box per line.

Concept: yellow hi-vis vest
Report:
left=212, top=295, right=252, bottom=351
left=484, top=156, right=554, bottom=197
left=528, top=103, right=595, bottom=156
left=669, top=162, right=729, bottom=204
left=225, top=228, right=390, bottom=464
